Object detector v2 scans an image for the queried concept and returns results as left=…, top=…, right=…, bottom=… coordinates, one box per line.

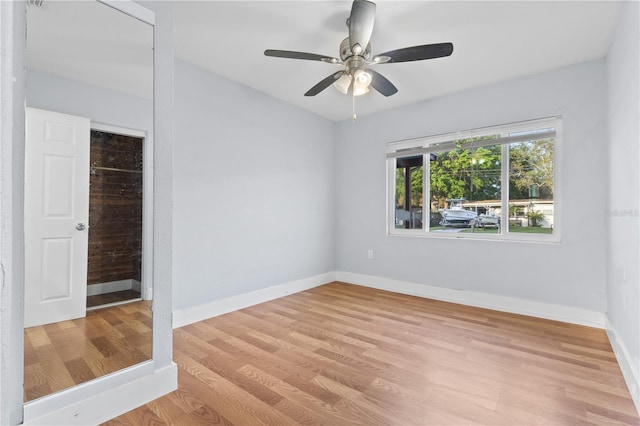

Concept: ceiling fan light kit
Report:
left=353, top=84, right=369, bottom=97
left=264, top=0, right=454, bottom=119
left=352, top=69, right=372, bottom=96
left=333, top=73, right=352, bottom=94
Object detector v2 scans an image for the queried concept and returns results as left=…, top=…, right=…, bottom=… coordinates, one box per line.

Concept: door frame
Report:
left=90, top=122, right=153, bottom=300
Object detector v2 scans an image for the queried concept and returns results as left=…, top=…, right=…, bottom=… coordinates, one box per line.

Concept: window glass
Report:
left=395, top=156, right=423, bottom=229
left=429, top=138, right=502, bottom=234
left=508, top=134, right=554, bottom=235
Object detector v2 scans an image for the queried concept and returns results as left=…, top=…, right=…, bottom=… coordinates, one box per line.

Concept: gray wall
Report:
left=335, top=59, right=608, bottom=312
left=26, top=61, right=338, bottom=315
left=607, top=0, right=640, bottom=396
left=26, top=69, right=152, bottom=133
left=172, top=59, right=335, bottom=311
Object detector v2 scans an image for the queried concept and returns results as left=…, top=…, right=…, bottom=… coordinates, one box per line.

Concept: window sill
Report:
left=388, top=229, right=561, bottom=244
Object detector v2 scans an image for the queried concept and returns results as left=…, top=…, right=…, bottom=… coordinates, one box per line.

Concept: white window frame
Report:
left=386, top=117, right=562, bottom=242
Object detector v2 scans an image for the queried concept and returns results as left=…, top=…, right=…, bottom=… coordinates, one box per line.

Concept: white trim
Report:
left=172, top=270, right=605, bottom=330
left=87, top=298, right=142, bottom=312
left=387, top=116, right=560, bottom=153
left=91, top=122, right=146, bottom=139
left=86, top=279, right=140, bottom=296
left=141, top=122, right=154, bottom=301
left=23, top=362, right=177, bottom=425
left=1, top=1, right=27, bottom=422
left=97, top=0, right=155, bottom=26
left=336, top=271, right=606, bottom=328
left=606, top=319, right=640, bottom=415
left=387, top=130, right=557, bottom=158
left=172, top=272, right=336, bottom=329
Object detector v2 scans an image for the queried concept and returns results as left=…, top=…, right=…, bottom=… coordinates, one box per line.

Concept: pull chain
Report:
left=352, top=92, right=357, bottom=122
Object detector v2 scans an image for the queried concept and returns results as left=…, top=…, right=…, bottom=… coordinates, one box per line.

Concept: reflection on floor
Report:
left=87, top=290, right=142, bottom=308
left=23, top=300, right=152, bottom=402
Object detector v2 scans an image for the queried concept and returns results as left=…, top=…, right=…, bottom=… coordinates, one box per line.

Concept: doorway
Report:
left=24, top=110, right=150, bottom=324
left=86, top=128, right=144, bottom=309
left=23, top=110, right=155, bottom=401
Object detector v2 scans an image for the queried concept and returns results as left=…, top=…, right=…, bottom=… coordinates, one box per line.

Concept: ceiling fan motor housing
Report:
left=339, top=37, right=371, bottom=62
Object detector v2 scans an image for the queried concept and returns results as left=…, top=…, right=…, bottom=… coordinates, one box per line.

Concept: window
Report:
left=387, top=117, right=561, bottom=241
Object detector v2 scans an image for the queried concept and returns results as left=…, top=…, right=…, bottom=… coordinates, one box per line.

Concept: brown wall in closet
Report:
left=87, top=130, right=143, bottom=285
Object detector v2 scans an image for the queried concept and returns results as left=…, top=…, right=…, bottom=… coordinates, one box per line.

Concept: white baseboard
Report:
left=87, top=279, right=141, bottom=296
left=606, top=320, right=640, bottom=415
left=143, top=286, right=153, bottom=300
left=24, top=362, right=177, bottom=425
left=336, top=271, right=606, bottom=328
left=172, top=272, right=336, bottom=328
left=173, top=270, right=605, bottom=330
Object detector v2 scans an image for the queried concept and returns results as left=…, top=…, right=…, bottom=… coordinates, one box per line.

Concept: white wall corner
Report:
left=606, top=319, right=640, bottom=415
left=336, top=271, right=606, bottom=329
left=172, top=272, right=336, bottom=329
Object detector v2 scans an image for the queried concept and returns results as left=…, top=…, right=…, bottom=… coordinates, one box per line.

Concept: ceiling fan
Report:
left=264, top=0, right=454, bottom=98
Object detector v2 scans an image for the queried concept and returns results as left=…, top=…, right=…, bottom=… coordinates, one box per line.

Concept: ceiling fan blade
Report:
left=264, top=49, right=340, bottom=64
left=348, top=0, right=376, bottom=56
left=374, top=42, right=453, bottom=64
left=304, top=71, right=344, bottom=96
left=368, top=69, right=398, bottom=97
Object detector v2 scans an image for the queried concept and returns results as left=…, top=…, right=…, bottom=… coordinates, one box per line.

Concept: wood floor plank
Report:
left=161, top=378, right=234, bottom=425
left=174, top=353, right=296, bottom=426
left=272, top=397, right=332, bottom=425
left=197, top=356, right=284, bottom=406
left=103, top=282, right=639, bottom=425
left=146, top=395, right=215, bottom=426
left=237, top=363, right=356, bottom=425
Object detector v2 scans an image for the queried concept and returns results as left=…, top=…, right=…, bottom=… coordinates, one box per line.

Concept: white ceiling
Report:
left=27, top=1, right=621, bottom=122
left=173, top=1, right=620, bottom=121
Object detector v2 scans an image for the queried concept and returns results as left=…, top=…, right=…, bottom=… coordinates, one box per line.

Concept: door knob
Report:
left=76, top=223, right=86, bottom=231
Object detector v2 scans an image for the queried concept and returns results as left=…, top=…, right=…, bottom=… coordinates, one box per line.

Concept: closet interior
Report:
left=86, top=130, right=144, bottom=308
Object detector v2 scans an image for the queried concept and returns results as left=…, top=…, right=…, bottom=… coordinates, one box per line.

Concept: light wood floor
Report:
left=106, top=282, right=639, bottom=425
left=24, top=300, right=152, bottom=402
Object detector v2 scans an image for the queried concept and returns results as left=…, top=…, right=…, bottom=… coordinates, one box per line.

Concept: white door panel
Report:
left=43, top=155, right=75, bottom=217
left=25, top=107, right=90, bottom=328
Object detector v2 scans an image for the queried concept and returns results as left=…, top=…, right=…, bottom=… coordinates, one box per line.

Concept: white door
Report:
left=24, top=107, right=90, bottom=328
